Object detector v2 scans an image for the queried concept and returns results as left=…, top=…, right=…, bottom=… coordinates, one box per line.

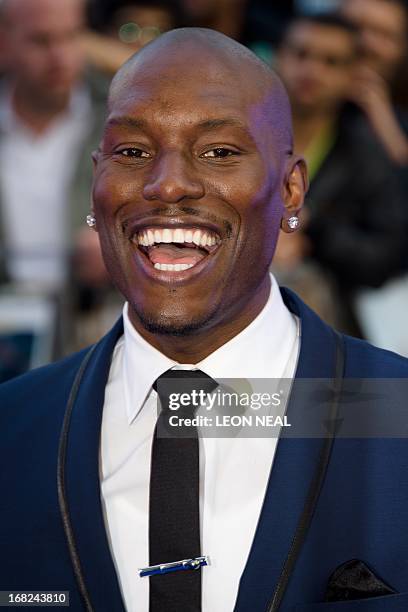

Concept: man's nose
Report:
left=143, top=152, right=205, bottom=203
left=48, top=42, right=71, bottom=70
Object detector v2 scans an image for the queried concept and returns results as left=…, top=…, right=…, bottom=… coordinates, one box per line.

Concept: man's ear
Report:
left=88, top=150, right=100, bottom=231
left=91, top=149, right=99, bottom=174
left=281, top=156, right=308, bottom=232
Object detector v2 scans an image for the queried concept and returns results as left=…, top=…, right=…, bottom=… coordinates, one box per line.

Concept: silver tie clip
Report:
left=138, top=555, right=210, bottom=578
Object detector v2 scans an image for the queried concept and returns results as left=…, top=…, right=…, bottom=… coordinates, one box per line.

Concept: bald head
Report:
left=108, top=28, right=293, bottom=153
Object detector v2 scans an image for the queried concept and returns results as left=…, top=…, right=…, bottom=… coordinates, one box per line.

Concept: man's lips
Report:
left=130, top=224, right=222, bottom=278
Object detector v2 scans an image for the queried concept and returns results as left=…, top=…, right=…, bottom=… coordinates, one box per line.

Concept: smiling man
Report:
left=1, top=27, right=408, bottom=612
left=93, top=28, right=305, bottom=358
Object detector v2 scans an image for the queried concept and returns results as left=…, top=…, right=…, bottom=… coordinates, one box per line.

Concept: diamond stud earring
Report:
left=86, top=214, right=96, bottom=228
left=287, top=216, right=299, bottom=230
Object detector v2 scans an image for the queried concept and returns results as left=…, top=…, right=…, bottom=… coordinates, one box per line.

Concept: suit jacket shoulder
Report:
left=342, top=332, right=408, bottom=378
left=282, top=286, right=408, bottom=378
left=0, top=347, right=94, bottom=464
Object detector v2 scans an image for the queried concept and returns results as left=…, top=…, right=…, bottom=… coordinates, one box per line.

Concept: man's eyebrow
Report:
left=105, top=116, right=146, bottom=131
left=104, top=115, right=254, bottom=140
left=196, top=118, right=250, bottom=132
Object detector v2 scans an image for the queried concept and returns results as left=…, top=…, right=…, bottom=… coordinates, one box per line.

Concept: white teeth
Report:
left=147, top=229, right=154, bottom=246
left=173, top=228, right=184, bottom=243
left=162, top=228, right=172, bottom=243
left=153, top=262, right=195, bottom=271
left=192, top=230, right=202, bottom=246
left=137, top=227, right=219, bottom=247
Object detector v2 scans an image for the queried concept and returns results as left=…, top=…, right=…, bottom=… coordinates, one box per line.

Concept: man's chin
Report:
left=132, top=309, right=216, bottom=337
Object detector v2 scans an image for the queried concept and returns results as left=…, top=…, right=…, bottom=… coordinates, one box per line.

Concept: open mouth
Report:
left=132, top=226, right=222, bottom=272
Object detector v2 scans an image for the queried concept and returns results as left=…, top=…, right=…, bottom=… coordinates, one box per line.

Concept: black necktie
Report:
left=149, top=369, right=217, bottom=612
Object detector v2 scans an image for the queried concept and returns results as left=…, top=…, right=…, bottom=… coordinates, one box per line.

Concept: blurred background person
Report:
left=340, top=0, right=408, bottom=354
left=274, top=13, right=405, bottom=336
left=0, top=0, right=114, bottom=369
left=0, top=0, right=109, bottom=291
left=81, top=0, right=183, bottom=77
left=342, top=0, right=408, bottom=166
left=98, top=0, right=182, bottom=46
left=87, top=0, right=182, bottom=52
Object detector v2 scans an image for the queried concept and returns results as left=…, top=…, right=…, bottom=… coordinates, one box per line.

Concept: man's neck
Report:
left=128, top=277, right=271, bottom=363
left=11, top=84, right=70, bottom=135
left=292, top=108, right=336, bottom=154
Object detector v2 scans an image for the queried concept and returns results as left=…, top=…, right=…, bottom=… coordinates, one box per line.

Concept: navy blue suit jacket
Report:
left=1, top=288, right=408, bottom=611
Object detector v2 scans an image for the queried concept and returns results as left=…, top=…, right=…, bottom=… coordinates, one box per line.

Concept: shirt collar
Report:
left=122, top=273, right=297, bottom=424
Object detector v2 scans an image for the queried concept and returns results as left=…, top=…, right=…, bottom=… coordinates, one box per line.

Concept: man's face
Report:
left=342, top=0, right=407, bottom=80
left=1, top=0, right=85, bottom=104
left=93, top=53, right=291, bottom=335
left=277, top=22, right=355, bottom=113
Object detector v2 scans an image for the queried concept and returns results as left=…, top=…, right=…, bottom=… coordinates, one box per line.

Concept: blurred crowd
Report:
left=0, top=0, right=408, bottom=381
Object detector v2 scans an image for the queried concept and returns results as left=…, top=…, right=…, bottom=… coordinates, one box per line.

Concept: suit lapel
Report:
left=234, top=288, right=343, bottom=612
left=62, top=317, right=127, bottom=612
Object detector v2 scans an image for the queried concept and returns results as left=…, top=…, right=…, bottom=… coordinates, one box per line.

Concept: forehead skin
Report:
left=106, top=28, right=293, bottom=156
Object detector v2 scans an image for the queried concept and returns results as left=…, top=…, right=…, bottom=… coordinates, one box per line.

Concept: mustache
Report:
left=122, top=205, right=233, bottom=238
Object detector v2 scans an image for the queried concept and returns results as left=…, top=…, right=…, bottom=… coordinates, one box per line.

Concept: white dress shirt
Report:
left=0, top=86, right=91, bottom=290
left=100, top=274, right=300, bottom=611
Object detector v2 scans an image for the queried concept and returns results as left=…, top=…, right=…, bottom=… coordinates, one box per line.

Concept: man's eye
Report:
left=119, top=148, right=150, bottom=158
left=202, top=148, right=237, bottom=158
